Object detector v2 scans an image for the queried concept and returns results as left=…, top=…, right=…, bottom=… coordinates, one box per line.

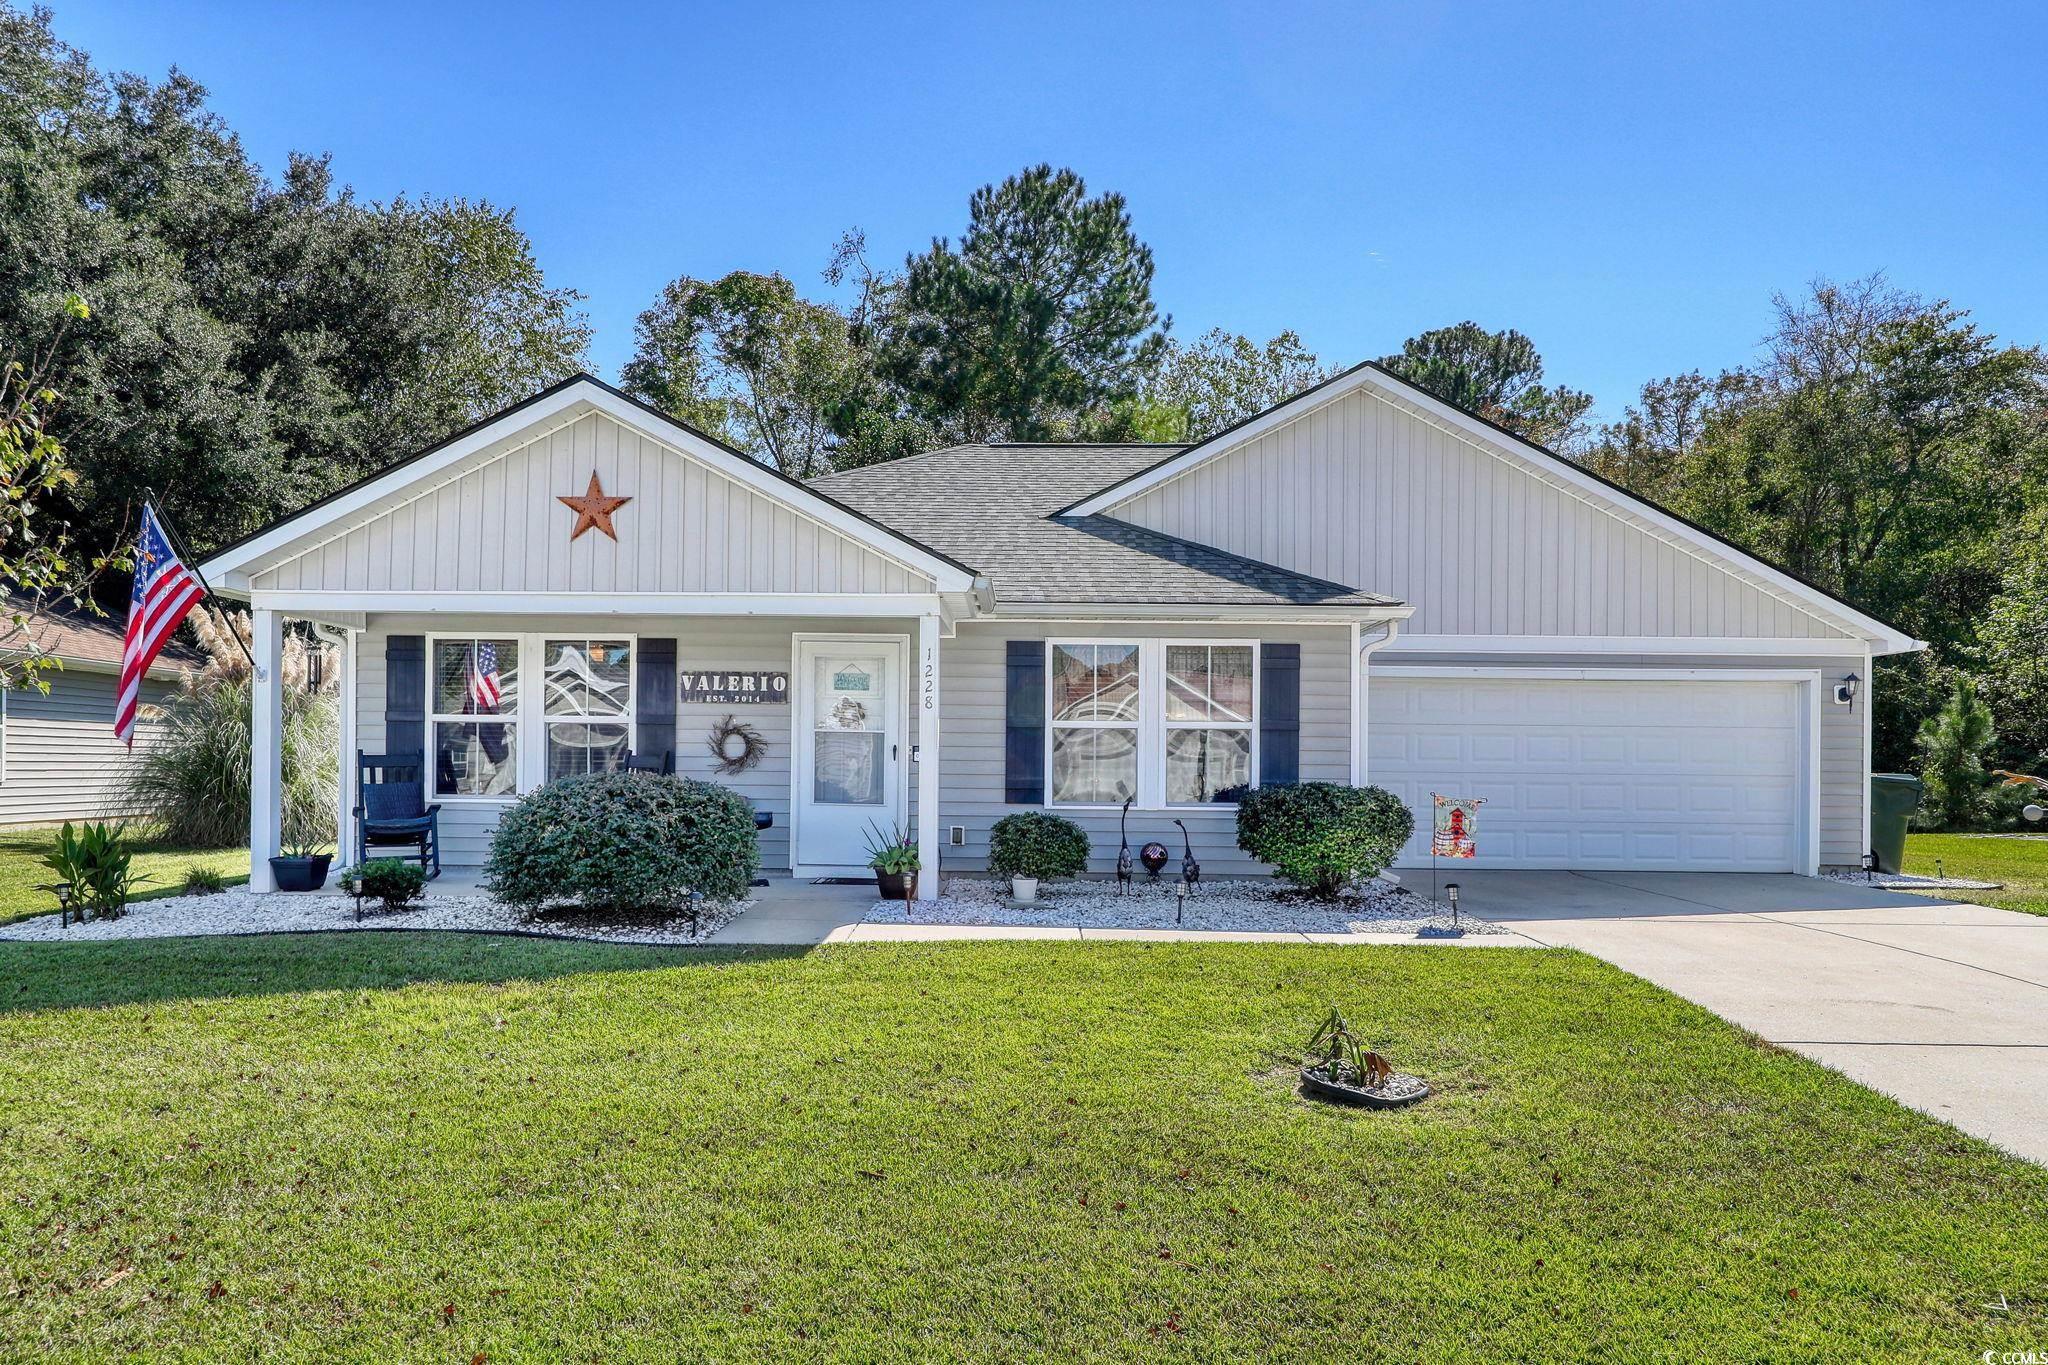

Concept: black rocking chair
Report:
left=354, top=750, right=442, bottom=878
left=621, top=750, right=673, bottom=774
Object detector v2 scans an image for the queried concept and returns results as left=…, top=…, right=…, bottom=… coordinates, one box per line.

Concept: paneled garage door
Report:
left=1370, top=675, right=1808, bottom=872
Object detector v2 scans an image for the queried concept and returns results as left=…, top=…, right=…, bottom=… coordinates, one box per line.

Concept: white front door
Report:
left=793, top=637, right=907, bottom=875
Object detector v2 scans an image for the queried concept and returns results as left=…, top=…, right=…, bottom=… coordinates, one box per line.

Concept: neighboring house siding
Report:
left=253, top=411, right=931, bottom=596
left=937, top=621, right=1354, bottom=876
left=1107, top=386, right=1854, bottom=640
left=355, top=613, right=921, bottom=869
left=0, top=670, right=173, bottom=827
left=1374, top=652, right=1868, bottom=869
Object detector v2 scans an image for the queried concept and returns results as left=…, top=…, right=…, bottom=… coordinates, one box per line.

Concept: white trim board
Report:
left=250, top=591, right=948, bottom=617
left=1381, top=635, right=1872, bottom=658
left=1061, top=363, right=1919, bottom=655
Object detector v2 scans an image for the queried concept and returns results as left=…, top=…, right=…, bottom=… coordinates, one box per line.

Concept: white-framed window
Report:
left=1163, top=643, right=1256, bottom=805
left=430, top=636, right=521, bottom=798
left=1049, top=641, right=1142, bottom=806
left=541, top=637, right=634, bottom=781
left=1046, top=639, right=1259, bottom=809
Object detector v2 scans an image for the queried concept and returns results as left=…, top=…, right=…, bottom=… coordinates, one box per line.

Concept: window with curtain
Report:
left=431, top=637, right=519, bottom=797
left=543, top=638, right=633, bottom=781
left=1163, top=644, right=1255, bottom=804
left=1049, top=642, right=1140, bottom=805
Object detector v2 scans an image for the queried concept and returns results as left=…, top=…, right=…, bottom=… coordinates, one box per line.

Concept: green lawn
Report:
left=1905, top=831, right=2048, bottom=917
left=0, top=827, right=248, bottom=925
left=1, top=936, right=2044, bottom=1360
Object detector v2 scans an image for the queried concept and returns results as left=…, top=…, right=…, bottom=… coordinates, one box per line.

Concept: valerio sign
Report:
left=679, top=669, right=790, bottom=705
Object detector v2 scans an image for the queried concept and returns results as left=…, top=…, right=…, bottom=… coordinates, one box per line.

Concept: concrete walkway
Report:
left=1445, top=870, right=2048, bottom=1163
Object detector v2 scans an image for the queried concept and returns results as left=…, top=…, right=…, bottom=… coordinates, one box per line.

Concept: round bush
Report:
left=486, top=771, right=760, bottom=911
left=1234, top=782, right=1413, bottom=899
left=987, top=811, right=1090, bottom=880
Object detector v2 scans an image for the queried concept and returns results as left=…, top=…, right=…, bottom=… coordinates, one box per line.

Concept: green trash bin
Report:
left=1869, top=773, right=1924, bottom=875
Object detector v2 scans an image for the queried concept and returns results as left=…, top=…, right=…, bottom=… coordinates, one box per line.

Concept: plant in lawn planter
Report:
left=487, top=771, right=760, bottom=915
left=864, top=821, right=921, bottom=901
left=40, top=821, right=149, bottom=923
left=987, top=812, right=1089, bottom=903
left=1301, top=1008, right=1428, bottom=1109
left=1234, top=782, right=1413, bottom=900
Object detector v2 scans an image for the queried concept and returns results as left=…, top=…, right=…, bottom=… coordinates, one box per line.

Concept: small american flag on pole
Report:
left=468, top=641, right=504, bottom=711
left=116, top=504, right=205, bottom=746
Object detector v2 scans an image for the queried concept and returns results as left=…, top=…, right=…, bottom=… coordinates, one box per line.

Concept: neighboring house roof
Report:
left=811, top=445, right=1405, bottom=613
left=196, top=374, right=981, bottom=595
left=2, top=596, right=201, bottom=679
left=1057, top=360, right=1920, bottom=652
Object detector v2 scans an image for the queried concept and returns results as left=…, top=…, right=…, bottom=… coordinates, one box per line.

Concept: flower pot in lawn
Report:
left=876, top=870, right=918, bottom=901
left=268, top=853, right=333, bottom=893
left=1010, top=875, right=1039, bottom=903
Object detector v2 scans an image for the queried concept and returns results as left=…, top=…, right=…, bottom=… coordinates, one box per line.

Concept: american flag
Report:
left=115, top=504, right=204, bottom=746
left=468, top=641, right=504, bottom=711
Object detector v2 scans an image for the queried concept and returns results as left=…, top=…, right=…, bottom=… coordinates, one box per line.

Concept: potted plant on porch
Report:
left=268, top=838, right=334, bottom=893
left=988, top=812, right=1090, bottom=904
left=863, top=821, right=921, bottom=901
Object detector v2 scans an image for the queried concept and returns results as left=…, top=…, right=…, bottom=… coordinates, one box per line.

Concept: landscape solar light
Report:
left=1445, top=882, right=1460, bottom=928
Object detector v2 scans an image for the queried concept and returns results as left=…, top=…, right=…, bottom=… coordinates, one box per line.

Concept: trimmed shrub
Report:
left=988, top=812, right=1090, bottom=880
left=486, top=771, right=760, bottom=912
left=1234, top=782, right=1413, bottom=899
left=349, top=858, right=426, bottom=912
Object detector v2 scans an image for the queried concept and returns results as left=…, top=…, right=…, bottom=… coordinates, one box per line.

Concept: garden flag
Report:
left=1431, top=794, right=1484, bottom=859
left=115, top=503, right=205, bottom=747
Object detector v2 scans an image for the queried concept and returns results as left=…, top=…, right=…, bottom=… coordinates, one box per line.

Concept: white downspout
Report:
left=1353, top=619, right=1403, bottom=786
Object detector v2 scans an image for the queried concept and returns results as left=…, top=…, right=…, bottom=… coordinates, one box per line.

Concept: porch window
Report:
left=542, top=638, right=633, bottom=781
left=1164, top=644, right=1254, bottom=805
left=432, top=638, right=520, bottom=797
left=1049, top=642, right=1140, bottom=805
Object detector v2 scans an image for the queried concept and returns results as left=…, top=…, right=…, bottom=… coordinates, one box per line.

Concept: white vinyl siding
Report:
left=251, top=411, right=933, bottom=597
left=1108, top=386, right=1856, bottom=641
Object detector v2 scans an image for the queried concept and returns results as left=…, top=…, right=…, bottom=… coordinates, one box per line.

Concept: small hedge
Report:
left=987, top=812, right=1091, bottom=880
left=1234, top=782, right=1413, bottom=899
left=486, top=771, right=760, bottom=912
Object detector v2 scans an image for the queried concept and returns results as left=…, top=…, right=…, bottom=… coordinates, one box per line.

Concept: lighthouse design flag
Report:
left=1431, top=794, right=1484, bottom=859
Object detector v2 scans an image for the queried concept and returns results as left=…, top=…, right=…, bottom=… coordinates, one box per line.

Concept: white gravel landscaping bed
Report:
left=0, top=889, right=750, bottom=946
left=1820, top=869, right=2002, bottom=892
left=863, top=876, right=1504, bottom=935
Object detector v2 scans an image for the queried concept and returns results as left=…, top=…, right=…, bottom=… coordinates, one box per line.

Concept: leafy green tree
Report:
left=879, top=164, right=1167, bottom=442
left=621, top=271, right=874, bottom=479
left=1132, top=328, right=1329, bottom=442
left=1379, top=322, right=1594, bottom=450
left=0, top=5, right=590, bottom=558
left=1915, top=676, right=1996, bottom=830
left=1971, top=511, right=2048, bottom=769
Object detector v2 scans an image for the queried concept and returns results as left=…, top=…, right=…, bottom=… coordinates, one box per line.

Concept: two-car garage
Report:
left=1369, top=671, right=1816, bottom=874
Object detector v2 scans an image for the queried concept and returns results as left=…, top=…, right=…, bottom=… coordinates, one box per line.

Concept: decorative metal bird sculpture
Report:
left=1174, top=818, right=1200, bottom=887
left=1116, top=796, right=1135, bottom=895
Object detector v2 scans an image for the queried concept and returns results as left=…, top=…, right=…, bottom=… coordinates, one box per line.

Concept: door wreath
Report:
left=707, top=713, right=766, bottom=775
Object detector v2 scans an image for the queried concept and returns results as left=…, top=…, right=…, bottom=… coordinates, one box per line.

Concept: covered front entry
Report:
left=1371, top=670, right=1817, bottom=873
left=791, top=634, right=908, bottom=876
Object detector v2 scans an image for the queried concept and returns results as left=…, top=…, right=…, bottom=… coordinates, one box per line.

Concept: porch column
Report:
left=335, top=627, right=358, bottom=867
left=916, top=612, right=941, bottom=901
left=248, top=608, right=284, bottom=892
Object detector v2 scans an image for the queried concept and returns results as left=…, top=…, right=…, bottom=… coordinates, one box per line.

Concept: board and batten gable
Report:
left=250, top=410, right=932, bottom=597
left=1100, top=384, right=1857, bottom=641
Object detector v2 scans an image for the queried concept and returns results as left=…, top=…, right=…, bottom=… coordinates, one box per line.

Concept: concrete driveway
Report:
left=1446, top=870, right=2048, bottom=1162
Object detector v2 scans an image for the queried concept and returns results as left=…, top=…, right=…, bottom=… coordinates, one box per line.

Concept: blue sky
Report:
left=57, top=1, right=2047, bottom=420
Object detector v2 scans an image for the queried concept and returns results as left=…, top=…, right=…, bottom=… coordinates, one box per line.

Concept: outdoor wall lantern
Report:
left=1834, top=673, right=1860, bottom=707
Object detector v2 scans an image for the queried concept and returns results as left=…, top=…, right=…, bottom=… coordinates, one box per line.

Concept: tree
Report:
left=1971, top=511, right=2048, bottom=769
left=1132, top=328, right=1329, bottom=442
left=1379, top=322, right=1594, bottom=450
left=879, top=164, right=1167, bottom=442
left=620, top=271, right=874, bottom=479
left=1915, top=676, right=1995, bottom=830
left=0, top=5, right=591, bottom=559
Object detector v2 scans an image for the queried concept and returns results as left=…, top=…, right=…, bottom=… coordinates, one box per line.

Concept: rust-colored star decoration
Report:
left=558, top=471, right=631, bottom=542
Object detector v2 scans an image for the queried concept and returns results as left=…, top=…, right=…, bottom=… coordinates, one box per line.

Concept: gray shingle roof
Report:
left=811, top=445, right=1400, bottom=610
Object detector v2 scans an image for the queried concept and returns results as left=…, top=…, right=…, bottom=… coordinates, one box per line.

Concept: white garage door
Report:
left=1370, top=675, right=1807, bottom=872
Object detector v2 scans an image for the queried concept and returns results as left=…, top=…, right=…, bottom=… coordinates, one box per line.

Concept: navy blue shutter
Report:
left=1259, top=643, right=1300, bottom=787
left=637, top=638, right=678, bottom=771
left=1005, top=640, right=1046, bottom=804
left=385, top=635, right=426, bottom=761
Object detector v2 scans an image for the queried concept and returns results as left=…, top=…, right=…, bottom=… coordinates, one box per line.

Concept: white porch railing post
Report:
left=335, top=627, right=357, bottom=867
left=249, top=607, right=284, bottom=892
left=916, top=612, right=941, bottom=902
